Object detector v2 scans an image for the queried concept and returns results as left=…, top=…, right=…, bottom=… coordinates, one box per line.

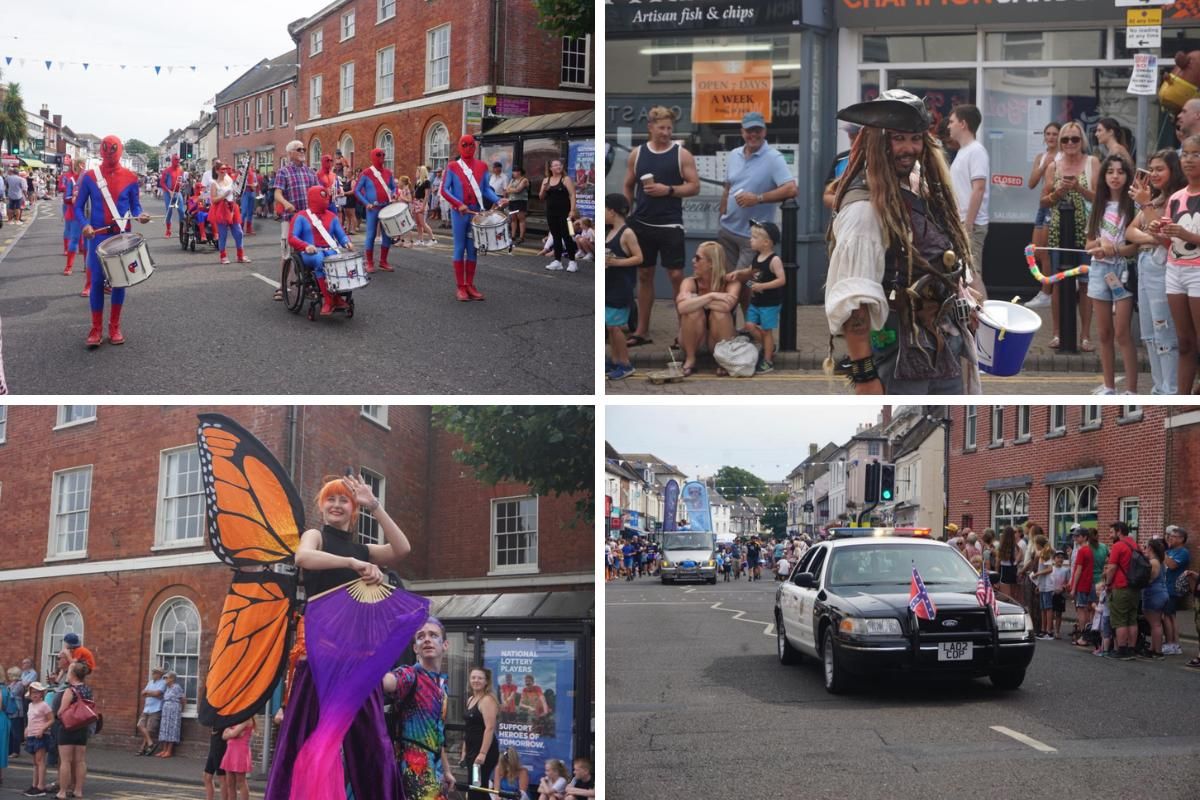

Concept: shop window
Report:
left=887, top=68, right=975, bottom=136
left=42, top=603, right=82, bottom=680
left=426, top=123, right=449, bottom=172
left=157, top=446, right=204, bottom=547
left=863, top=33, right=976, bottom=64
left=491, top=496, right=538, bottom=574
left=56, top=405, right=96, bottom=429
left=357, top=468, right=385, bottom=546
left=375, top=130, right=395, bottom=171
left=984, top=30, right=1105, bottom=62
left=152, top=598, right=201, bottom=715
left=1052, top=483, right=1098, bottom=550
left=50, top=466, right=91, bottom=558
left=992, top=490, right=1029, bottom=532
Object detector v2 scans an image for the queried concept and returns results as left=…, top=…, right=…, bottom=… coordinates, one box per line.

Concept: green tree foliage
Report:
left=714, top=466, right=766, bottom=501
left=761, top=492, right=789, bottom=539
left=124, top=138, right=153, bottom=156
left=432, top=406, right=594, bottom=522
left=0, top=82, right=28, bottom=155
left=531, top=0, right=592, bottom=39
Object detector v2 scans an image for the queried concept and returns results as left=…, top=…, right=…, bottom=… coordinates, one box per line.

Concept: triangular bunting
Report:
left=82, top=63, right=88, bottom=70
left=190, top=66, right=196, bottom=72
left=167, top=66, right=174, bottom=74
left=44, top=60, right=51, bottom=70
left=154, top=65, right=161, bottom=75
left=4, top=57, right=10, bottom=65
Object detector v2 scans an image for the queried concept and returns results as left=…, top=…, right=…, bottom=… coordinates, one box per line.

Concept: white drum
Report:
left=471, top=209, right=510, bottom=252
left=96, top=232, right=154, bottom=289
left=378, top=201, right=415, bottom=239
left=323, top=251, right=368, bottom=293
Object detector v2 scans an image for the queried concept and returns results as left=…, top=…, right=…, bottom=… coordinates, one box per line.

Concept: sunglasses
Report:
left=1059, top=136, right=1082, bottom=144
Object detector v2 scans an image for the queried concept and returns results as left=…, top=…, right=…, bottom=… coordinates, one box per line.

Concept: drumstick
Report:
left=1031, top=246, right=1091, bottom=254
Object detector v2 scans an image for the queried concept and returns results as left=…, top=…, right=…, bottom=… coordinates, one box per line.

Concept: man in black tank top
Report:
left=621, top=106, right=700, bottom=347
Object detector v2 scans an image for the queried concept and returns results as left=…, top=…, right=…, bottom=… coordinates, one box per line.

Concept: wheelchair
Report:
left=178, top=208, right=219, bottom=253
left=281, top=247, right=357, bottom=321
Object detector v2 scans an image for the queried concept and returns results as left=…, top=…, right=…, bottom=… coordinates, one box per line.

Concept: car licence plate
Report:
left=938, top=641, right=973, bottom=661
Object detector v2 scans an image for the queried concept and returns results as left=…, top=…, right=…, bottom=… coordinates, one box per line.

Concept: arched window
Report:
left=426, top=123, right=449, bottom=172
left=42, top=603, right=83, bottom=679
left=339, top=134, right=354, bottom=169
left=152, top=597, right=202, bottom=714
left=375, top=129, right=394, bottom=171
left=1051, top=483, right=1099, bottom=550
left=309, top=138, right=322, bottom=170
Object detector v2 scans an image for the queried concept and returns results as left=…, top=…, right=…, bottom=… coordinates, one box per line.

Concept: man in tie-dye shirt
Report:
left=384, top=617, right=455, bottom=800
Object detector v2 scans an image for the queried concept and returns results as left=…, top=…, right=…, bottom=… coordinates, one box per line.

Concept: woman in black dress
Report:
left=55, top=661, right=92, bottom=800
left=460, top=666, right=500, bottom=787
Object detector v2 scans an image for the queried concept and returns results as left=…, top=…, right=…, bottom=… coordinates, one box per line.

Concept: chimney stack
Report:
left=53, top=114, right=61, bottom=127
left=40, top=104, right=49, bottom=119
left=808, top=443, right=818, bottom=458
left=881, top=406, right=892, bottom=428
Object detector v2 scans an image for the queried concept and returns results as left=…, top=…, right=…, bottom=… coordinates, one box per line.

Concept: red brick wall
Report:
left=216, top=78, right=299, bottom=174
left=1164, top=408, right=1200, bottom=573
left=947, top=406, right=1169, bottom=545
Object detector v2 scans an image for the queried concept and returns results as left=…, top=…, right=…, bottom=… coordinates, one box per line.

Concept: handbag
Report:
left=60, top=688, right=99, bottom=732
left=712, top=335, right=758, bottom=377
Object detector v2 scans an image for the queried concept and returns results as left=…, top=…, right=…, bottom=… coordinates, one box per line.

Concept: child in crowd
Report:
left=1032, top=535, right=1056, bottom=639
left=538, top=759, right=569, bottom=800
left=1051, top=550, right=1071, bottom=639
left=573, top=218, right=595, bottom=261
left=775, top=555, right=790, bottom=581
left=726, top=221, right=785, bottom=374
left=605, top=194, right=642, bottom=382
left=1093, top=583, right=1113, bottom=656
left=537, top=233, right=555, bottom=258
left=564, top=757, right=595, bottom=798
left=1084, top=153, right=1139, bottom=395
left=1150, top=133, right=1200, bottom=395
left=220, top=716, right=255, bottom=800
left=23, top=683, right=53, bottom=797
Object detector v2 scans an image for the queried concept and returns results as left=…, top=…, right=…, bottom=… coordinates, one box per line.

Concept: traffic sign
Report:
left=1114, top=0, right=1175, bottom=6
left=1126, top=7, right=1162, bottom=24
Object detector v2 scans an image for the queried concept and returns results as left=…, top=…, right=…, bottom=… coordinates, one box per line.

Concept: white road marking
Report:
left=710, top=601, right=776, bottom=637
left=683, top=587, right=696, bottom=594
left=990, top=726, right=1057, bottom=753
left=607, top=601, right=711, bottom=606
left=251, top=272, right=280, bottom=288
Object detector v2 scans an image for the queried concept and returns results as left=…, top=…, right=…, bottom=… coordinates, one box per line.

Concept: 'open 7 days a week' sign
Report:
left=692, top=60, right=773, bottom=124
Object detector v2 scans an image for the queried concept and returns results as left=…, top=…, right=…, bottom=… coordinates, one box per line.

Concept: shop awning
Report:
left=481, top=109, right=594, bottom=138
left=20, top=157, right=47, bottom=168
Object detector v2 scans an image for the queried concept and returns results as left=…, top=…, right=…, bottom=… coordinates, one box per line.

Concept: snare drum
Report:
left=378, top=201, right=416, bottom=239
left=323, top=251, right=368, bottom=293
left=471, top=209, right=510, bottom=252
left=96, top=232, right=154, bottom=289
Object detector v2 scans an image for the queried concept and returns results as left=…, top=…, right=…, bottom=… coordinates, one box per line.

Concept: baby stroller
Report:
left=179, top=206, right=218, bottom=252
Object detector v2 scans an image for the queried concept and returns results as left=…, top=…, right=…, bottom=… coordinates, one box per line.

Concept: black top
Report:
left=749, top=252, right=783, bottom=307
left=544, top=178, right=571, bottom=216
left=605, top=224, right=636, bottom=309
left=463, top=698, right=500, bottom=776
left=415, top=179, right=431, bottom=201
left=633, top=142, right=683, bottom=225
left=302, top=524, right=369, bottom=598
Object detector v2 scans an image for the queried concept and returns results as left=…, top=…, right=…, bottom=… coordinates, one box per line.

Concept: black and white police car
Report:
left=774, top=528, right=1036, bottom=693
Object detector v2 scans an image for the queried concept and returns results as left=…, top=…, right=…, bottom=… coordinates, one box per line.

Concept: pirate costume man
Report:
left=825, top=90, right=982, bottom=394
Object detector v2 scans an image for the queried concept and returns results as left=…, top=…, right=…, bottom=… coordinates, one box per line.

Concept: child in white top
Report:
left=537, top=759, right=568, bottom=800
left=1050, top=550, right=1071, bottom=639
left=573, top=218, right=595, bottom=260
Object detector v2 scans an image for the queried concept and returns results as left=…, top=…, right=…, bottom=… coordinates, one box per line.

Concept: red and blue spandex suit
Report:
left=439, top=135, right=501, bottom=300
left=75, top=137, right=143, bottom=314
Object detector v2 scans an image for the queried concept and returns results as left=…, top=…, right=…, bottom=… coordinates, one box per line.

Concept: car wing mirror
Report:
left=792, top=572, right=815, bottom=588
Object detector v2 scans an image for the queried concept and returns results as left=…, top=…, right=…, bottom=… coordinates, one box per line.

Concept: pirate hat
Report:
left=836, top=89, right=932, bottom=134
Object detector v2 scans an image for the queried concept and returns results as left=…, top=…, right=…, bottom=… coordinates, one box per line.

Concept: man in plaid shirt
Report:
left=272, top=140, right=320, bottom=300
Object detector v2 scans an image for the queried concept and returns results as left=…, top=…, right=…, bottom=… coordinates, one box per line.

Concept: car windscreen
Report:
left=662, top=533, right=713, bottom=550
left=826, top=544, right=977, bottom=590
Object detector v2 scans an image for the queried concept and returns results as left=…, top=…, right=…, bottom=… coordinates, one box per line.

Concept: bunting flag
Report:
left=44, top=60, right=51, bottom=70
left=4, top=57, right=10, bottom=65
left=154, top=66, right=161, bottom=74
left=82, top=63, right=88, bottom=71
left=0, top=56, right=298, bottom=73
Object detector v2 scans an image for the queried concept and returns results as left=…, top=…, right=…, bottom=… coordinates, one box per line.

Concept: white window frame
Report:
left=1051, top=483, right=1099, bottom=550
left=1049, top=406, right=1067, bottom=435
left=361, top=405, right=389, bottom=429
left=340, top=134, right=354, bottom=166
left=1017, top=406, right=1030, bottom=440
left=489, top=495, right=539, bottom=575
left=48, top=465, right=92, bottom=560
left=310, top=75, right=323, bottom=119
left=376, top=46, right=396, bottom=105
left=990, top=406, right=1003, bottom=445
left=55, top=405, right=97, bottom=430
left=234, top=103, right=240, bottom=135
left=1082, top=405, right=1101, bottom=428
left=378, top=0, right=396, bottom=23
left=560, top=35, right=591, bottom=87
left=256, top=97, right=263, bottom=130
left=340, top=61, right=355, bottom=113
left=376, top=129, right=395, bottom=171
left=0, top=405, right=7, bottom=444
left=964, top=405, right=977, bottom=450
left=154, top=445, right=205, bottom=550
left=310, top=28, right=323, bottom=56
left=426, top=24, right=451, bottom=92
left=356, top=468, right=386, bottom=546
left=224, top=107, right=230, bottom=137
left=42, top=603, right=83, bottom=681
left=991, top=489, right=1029, bottom=531
left=150, top=597, right=202, bottom=718
left=426, top=122, right=449, bottom=172
left=268, top=93, right=275, bottom=128
left=1119, top=497, right=1140, bottom=540
left=341, top=9, right=356, bottom=41
left=244, top=101, right=250, bottom=134
left=281, top=89, right=289, bottom=125
left=309, top=138, right=322, bottom=170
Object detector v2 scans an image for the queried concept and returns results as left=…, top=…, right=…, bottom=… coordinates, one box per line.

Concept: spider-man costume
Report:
left=62, top=166, right=82, bottom=276
left=353, top=148, right=397, bottom=273
left=211, top=166, right=248, bottom=264
left=289, top=185, right=352, bottom=316
left=440, top=134, right=502, bottom=301
left=160, top=154, right=183, bottom=237
left=239, top=165, right=259, bottom=235
left=75, top=135, right=145, bottom=348
left=187, top=181, right=216, bottom=243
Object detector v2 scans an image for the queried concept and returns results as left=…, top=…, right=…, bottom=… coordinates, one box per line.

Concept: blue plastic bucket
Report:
left=975, top=300, right=1042, bottom=377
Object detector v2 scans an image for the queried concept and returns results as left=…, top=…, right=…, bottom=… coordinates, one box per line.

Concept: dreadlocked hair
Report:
left=827, top=126, right=972, bottom=286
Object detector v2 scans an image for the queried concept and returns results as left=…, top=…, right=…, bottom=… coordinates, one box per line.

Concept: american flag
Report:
left=976, top=563, right=998, bottom=615
left=909, top=563, right=937, bottom=620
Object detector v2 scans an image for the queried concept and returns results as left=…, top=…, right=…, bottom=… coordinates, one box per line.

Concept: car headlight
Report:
left=996, top=614, right=1028, bottom=633
left=661, top=560, right=671, bottom=568
left=838, top=617, right=903, bottom=636
left=707, top=559, right=715, bottom=567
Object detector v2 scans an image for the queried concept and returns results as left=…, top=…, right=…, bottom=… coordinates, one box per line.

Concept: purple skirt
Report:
left=264, top=660, right=401, bottom=800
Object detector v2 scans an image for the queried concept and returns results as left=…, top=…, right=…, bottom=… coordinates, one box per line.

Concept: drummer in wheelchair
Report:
left=287, top=185, right=354, bottom=316
left=186, top=181, right=215, bottom=244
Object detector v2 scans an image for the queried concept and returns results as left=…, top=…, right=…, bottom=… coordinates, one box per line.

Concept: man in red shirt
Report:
left=1069, top=528, right=1095, bottom=646
left=1103, top=521, right=1138, bottom=660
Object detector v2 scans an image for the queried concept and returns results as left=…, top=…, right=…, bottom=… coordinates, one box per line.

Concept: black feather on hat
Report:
left=836, top=89, right=932, bottom=134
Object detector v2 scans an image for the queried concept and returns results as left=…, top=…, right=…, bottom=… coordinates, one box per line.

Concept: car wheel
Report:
left=822, top=627, right=850, bottom=694
left=776, top=613, right=802, bottom=666
left=660, top=578, right=671, bottom=585
left=708, top=577, right=717, bottom=585
left=989, top=668, right=1026, bottom=691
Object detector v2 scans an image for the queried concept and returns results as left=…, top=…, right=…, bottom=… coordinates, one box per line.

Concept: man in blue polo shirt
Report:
left=718, top=112, right=797, bottom=279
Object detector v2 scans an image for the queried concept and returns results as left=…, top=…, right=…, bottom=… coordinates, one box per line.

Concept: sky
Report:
left=606, top=405, right=885, bottom=482
left=0, top=0, right=305, bottom=145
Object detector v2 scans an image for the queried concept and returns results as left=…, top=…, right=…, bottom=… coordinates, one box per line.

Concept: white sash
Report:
left=306, top=210, right=339, bottom=250
left=368, top=166, right=392, bottom=203
left=456, top=159, right=483, bottom=209
left=91, top=167, right=128, bottom=230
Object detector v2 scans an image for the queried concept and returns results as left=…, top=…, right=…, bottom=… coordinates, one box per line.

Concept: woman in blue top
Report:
left=493, top=746, right=530, bottom=800
left=1142, top=538, right=1169, bottom=659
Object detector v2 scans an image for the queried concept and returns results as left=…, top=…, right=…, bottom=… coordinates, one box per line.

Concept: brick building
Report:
left=286, top=0, right=593, bottom=176
left=947, top=405, right=1200, bottom=566
left=0, top=405, right=592, bottom=771
left=214, top=52, right=300, bottom=177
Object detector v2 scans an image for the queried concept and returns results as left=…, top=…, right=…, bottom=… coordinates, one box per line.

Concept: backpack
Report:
left=1119, top=540, right=1151, bottom=590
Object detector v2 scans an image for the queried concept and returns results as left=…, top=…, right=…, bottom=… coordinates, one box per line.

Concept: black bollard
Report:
left=1060, top=274, right=1078, bottom=354
left=780, top=196, right=799, bottom=352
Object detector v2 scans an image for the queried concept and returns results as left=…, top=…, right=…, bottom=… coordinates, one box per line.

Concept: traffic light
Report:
left=865, top=462, right=881, bottom=504
left=880, top=463, right=896, bottom=503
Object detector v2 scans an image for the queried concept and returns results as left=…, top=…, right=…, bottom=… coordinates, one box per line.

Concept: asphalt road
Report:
left=0, top=763, right=212, bottom=799
left=606, top=576, right=1200, bottom=799
left=0, top=200, right=593, bottom=395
